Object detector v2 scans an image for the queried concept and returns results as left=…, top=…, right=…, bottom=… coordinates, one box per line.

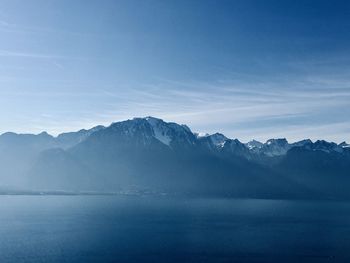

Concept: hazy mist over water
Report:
left=0, top=196, right=349, bottom=263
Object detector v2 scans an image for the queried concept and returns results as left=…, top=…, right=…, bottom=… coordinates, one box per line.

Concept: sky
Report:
left=0, top=0, right=350, bottom=143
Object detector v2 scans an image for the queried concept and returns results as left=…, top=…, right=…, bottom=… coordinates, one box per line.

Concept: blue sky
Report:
left=0, top=0, right=350, bottom=142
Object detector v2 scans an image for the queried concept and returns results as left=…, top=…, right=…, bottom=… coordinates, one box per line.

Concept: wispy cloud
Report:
left=2, top=72, right=349, bottom=143
left=0, top=50, right=63, bottom=59
left=0, top=49, right=91, bottom=61
left=40, top=75, right=342, bottom=142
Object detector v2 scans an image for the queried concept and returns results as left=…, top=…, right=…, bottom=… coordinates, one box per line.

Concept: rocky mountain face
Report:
left=0, top=117, right=349, bottom=199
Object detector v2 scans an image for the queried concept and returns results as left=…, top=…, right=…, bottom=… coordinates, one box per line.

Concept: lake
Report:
left=0, top=196, right=349, bottom=262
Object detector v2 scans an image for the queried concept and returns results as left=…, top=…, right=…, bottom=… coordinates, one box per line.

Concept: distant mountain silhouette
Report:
left=0, top=117, right=349, bottom=199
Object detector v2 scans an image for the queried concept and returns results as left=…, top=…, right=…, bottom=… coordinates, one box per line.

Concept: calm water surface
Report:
left=0, top=196, right=349, bottom=263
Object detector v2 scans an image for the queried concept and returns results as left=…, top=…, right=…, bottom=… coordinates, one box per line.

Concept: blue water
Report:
left=0, top=196, right=349, bottom=262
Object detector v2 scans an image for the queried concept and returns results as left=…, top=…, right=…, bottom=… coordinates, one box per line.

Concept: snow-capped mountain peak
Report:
left=246, top=140, right=263, bottom=150
left=206, top=133, right=228, bottom=147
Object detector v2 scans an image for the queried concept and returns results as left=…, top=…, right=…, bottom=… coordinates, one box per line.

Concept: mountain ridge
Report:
left=1, top=117, right=347, bottom=152
left=0, top=116, right=349, bottom=199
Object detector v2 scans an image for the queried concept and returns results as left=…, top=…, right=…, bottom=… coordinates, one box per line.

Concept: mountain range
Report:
left=0, top=116, right=349, bottom=199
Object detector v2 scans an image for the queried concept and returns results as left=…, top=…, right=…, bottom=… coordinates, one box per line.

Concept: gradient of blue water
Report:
left=0, top=196, right=349, bottom=263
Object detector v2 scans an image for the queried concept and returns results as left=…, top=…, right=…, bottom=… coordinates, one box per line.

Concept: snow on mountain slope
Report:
left=340, top=141, right=350, bottom=148
left=262, top=138, right=291, bottom=157
left=208, top=133, right=228, bottom=147
left=105, top=117, right=196, bottom=148
left=145, top=117, right=172, bottom=146
left=196, top=133, right=229, bottom=153
left=246, top=140, right=263, bottom=150
left=222, top=139, right=252, bottom=159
